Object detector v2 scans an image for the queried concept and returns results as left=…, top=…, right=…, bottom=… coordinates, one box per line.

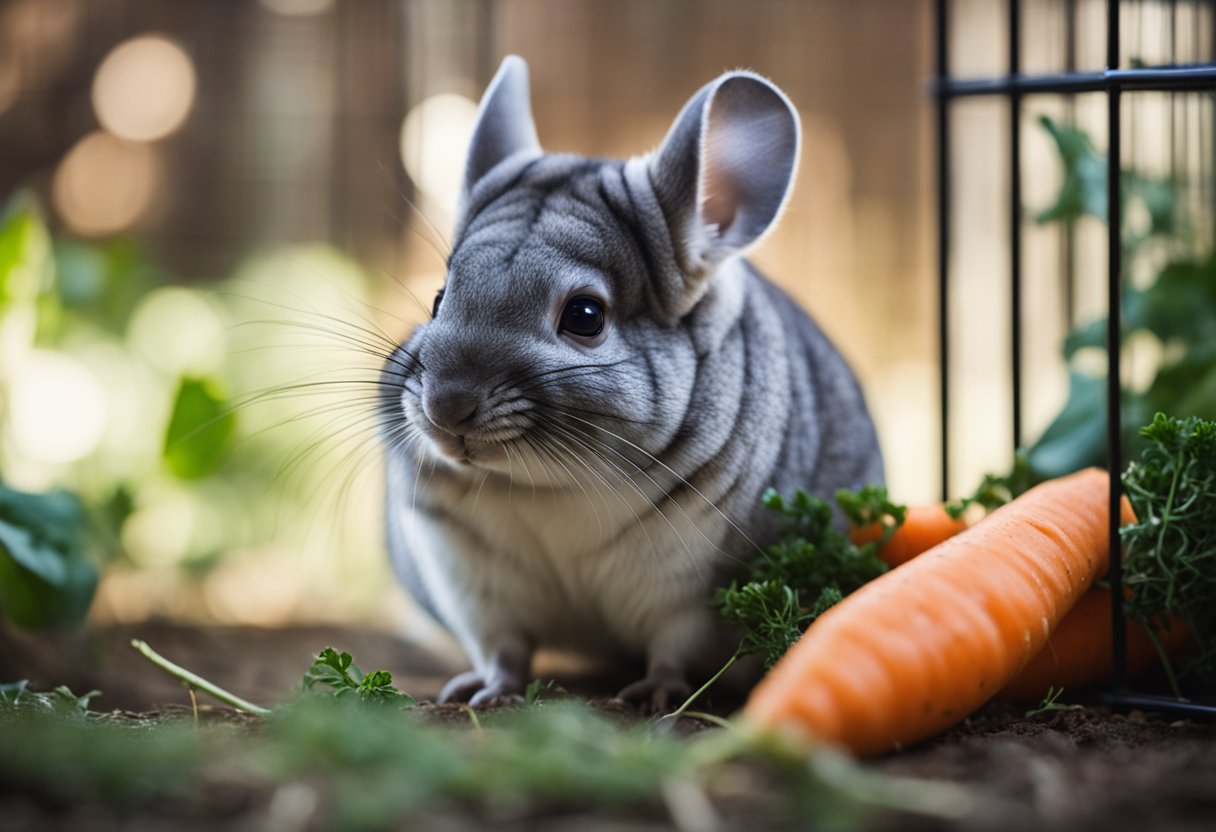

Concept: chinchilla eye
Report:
left=559, top=296, right=605, bottom=338
left=431, top=288, right=444, bottom=318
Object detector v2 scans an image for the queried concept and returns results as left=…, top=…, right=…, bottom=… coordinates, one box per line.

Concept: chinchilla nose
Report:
left=422, top=382, right=479, bottom=434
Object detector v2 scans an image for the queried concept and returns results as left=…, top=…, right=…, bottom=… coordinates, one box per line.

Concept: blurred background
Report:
left=0, top=0, right=1212, bottom=635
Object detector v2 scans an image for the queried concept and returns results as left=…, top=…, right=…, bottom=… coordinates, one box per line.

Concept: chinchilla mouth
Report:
left=419, top=421, right=525, bottom=465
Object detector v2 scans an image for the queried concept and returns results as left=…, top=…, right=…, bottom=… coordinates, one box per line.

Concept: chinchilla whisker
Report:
left=377, top=159, right=452, bottom=258
left=469, top=467, right=492, bottom=517
left=531, top=435, right=609, bottom=542
left=521, top=435, right=575, bottom=502
left=373, top=265, right=434, bottom=322
left=234, top=398, right=391, bottom=447
left=234, top=379, right=398, bottom=405
left=221, top=288, right=407, bottom=357
left=267, top=410, right=388, bottom=489
left=510, top=356, right=635, bottom=391
left=549, top=425, right=710, bottom=579
left=227, top=259, right=413, bottom=350
left=537, top=417, right=696, bottom=568
left=229, top=314, right=403, bottom=362
left=220, top=281, right=402, bottom=343
left=549, top=413, right=752, bottom=568
left=569, top=427, right=747, bottom=571
left=231, top=314, right=398, bottom=354
left=537, top=432, right=640, bottom=551
left=384, top=206, right=451, bottom=270
left=518, top=434, right=579, bottom=507
left=521, top=398, right=657, bottom=428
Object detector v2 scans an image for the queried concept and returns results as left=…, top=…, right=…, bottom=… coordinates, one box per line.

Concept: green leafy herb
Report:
left=0, top=680, right=100, bottom=719
left=1120, top=413, right=1216, bottom=685
left=714, top=488, right=889, bottom=667
left=0, top=481, right=98, bottom=629
left=835, top=484, right=906, bottom=550
left=946, top=452, right=1033, bottom=519
left=301, top=647, right=416, bottom=707
left=524, top=678, right=558, bottom=706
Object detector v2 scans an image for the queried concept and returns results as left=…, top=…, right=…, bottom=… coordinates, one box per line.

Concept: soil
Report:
left=2, top=622, right=1215, bottom=831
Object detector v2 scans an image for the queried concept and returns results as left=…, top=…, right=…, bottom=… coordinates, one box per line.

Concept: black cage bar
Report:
left=933, top=0, right=1216, bottom=718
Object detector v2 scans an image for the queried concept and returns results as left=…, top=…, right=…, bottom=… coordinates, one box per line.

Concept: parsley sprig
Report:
left=1121, top=413, right=1216, bottom=686
left=301, top=647, right=416, bottom=706
left=713, top=487, right=891, bottom=667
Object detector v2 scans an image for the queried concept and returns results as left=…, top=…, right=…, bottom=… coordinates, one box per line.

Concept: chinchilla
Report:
left=380, top=55, right=883, bottom=709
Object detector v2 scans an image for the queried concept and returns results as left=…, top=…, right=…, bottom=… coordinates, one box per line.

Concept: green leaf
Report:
left=163, top=376, right=237, bottom=479
left=1129, top=173, right=1177, bottom=236
left=1139, top=258, right=1216, bottom=358
left=0, top=197, right=53, bottom=313
left=1033, top=116, right=1176, bottom=240
left=1025, top=370, right=1108, bottom=481
left=1034, top=115, right=1108, bottom=225
left=0, top=483, right=98, bottom=630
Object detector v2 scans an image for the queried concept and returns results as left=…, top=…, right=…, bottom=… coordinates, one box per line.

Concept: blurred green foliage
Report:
left=0, top=191, right=391, bottom=627
left=1012, top=117, right=1216, bottom=486
left=0, top=198, right=52, bottom=310
left=163, top=376, right=236, bottom=479
left=0, top=483, right=97, bottom=628
left=0, top=684, right=903, bottom=830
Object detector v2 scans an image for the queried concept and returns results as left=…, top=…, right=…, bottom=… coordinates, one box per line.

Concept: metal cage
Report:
left=933, top=0, right=1216, bottom=718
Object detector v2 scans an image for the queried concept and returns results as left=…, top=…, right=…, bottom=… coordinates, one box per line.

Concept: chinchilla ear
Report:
left=649, top=71, right=800, bottom=275
left=461, top=55, right=542, bottom=206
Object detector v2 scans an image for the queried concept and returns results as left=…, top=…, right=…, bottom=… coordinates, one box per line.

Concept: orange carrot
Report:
left=1000, top=587, right=1193, bottom=702
left=850, top=504, right=968, bottom=567
left=743, top=468, right=1114, bottom=757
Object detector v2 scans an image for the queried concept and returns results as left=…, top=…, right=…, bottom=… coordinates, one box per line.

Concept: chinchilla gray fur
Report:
left=380, top=55, right=883, bottom=708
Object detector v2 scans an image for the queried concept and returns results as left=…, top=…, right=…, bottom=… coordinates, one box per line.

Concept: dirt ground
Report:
left=2, top=622, right=1215, bottom=831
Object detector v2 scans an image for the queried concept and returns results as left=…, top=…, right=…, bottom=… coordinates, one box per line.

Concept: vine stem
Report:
left=130, top=639, right=272, bottom=716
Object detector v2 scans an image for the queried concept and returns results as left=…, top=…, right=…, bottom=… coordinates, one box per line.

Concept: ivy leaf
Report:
left=1035, top=115, right=1109, bottom=224
left=1025, top=370, right=1108, bottom=481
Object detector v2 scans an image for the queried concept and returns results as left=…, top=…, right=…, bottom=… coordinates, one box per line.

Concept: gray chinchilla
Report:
left=380, top=55, right=883, bottom=709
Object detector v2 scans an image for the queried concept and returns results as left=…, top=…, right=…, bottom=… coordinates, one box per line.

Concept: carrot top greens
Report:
left=713, top=487, right=892, bottom=667
left=1121, top=413, right=1216, bottom=687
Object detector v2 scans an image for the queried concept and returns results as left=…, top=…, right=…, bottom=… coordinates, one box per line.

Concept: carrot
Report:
left=742, top=467, right=1115, bottom=757
left=846, top=492, right=1181, bottom=701
left=999, top=587, right=1193, bottom=701
left=850, top=504, right=968, bottom=567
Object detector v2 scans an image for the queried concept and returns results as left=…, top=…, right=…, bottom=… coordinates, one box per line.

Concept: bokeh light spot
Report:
left=52, top=130, right=160, bottom=237
left=121, top=488, right=196, bottom=567
left=92, top=34, right=196, bottom=142
left=400, top=93, right=479, bottom=217
left=259, top=0, right=336, bottom=15
left=8, top=351, right=107, bottom=464
left=128, top=286, right=228, bottom=375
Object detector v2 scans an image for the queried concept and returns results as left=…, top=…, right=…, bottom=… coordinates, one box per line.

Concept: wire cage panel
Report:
left=935, top=0, right=1216, bottom=717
